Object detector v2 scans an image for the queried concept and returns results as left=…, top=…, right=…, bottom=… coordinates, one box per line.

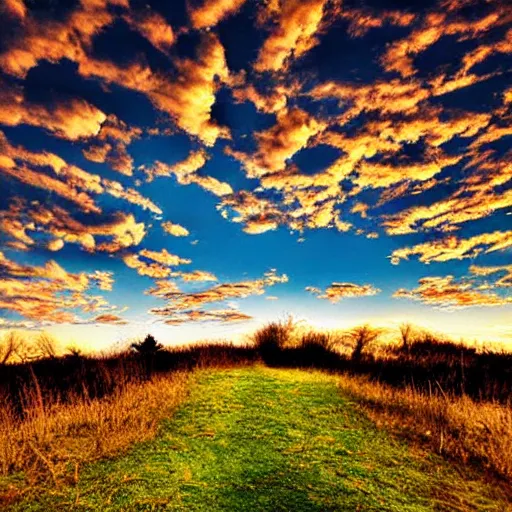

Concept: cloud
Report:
left=162, top=221, right=190, bottom=237
left=226, top=108, right=326, bottom=177
left=122, top=254, right=172, bottom=279
left=125, top=10, right=175, bottom=52
left=391, top=230, right=512, bottom=265
left=0, top=79, right=106, bottom=140
left=189, top=0, right=247, bottom=29
left=394, top=275, right=512, bottom=309
left=2, top=0, right=26, bottom=20
left=336, top=6, right=415, bottom=37
left=144, top=150, right=207, bottom=182
left=148, top=269, right=287, bottom=312
left=232, top=82, right=298, bottom=114
left=382, top=176, right=512, bottom=235
left=0, top=199, right=146, bottom=253
left=123, top=249, right=190, bottom=278
left=0, top=1, right=229, bottom=145
left=79, top=33, right=231, bottom=145
left=94, top=314, right=128, bottom=325
left=470, top=264, right=512, bottom=288
left=171, top=270, right=218, bottom=282
left=162, top=308, right=252, bottom=325
left=144, top=150, right=233, bottom=196
left=254, top=0, right=327, bottom=72
left=0, top=131, right=161, bottom=215
left=0, top=252, right=118, bottom=324
left=139, top=249, right=191, bottom=267
left=306, top=282, right=380, bottom=303
left=82, top=115, right=143, bottom=176
left=381, top=5, right=508, bottom=78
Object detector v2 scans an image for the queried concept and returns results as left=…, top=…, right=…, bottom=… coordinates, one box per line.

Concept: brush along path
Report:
left=7, top=367, right=510, bottom=511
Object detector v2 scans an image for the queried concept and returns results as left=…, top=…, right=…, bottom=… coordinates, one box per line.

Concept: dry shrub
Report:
left=0, top=371, right=189, bottom=484
left=337, top=373, right=512, bottom=481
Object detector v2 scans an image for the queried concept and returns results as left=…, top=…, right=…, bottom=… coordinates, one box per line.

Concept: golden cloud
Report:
left=122, top=254, right=172, bottom=279
left=148, top=269, right=288, bottom=312
left=82, top=115, right=143, bottom=176
left=0, top=200, right=146, bottom=253
left=470, top=264, right=512, bottom=288
left=381, top=5, right=508, bottom=78
left=162, top=221, right=190, bottom=237
left=337, top=6, right=415, bottom=37
left=0, top=252, right=118, bottom=324
left=254, top=0, right=326, bottom=72
left=306, top=282, right=381, bottom=303
left=189, top=0, right=247, bottom=29
left=139, top=249, right=191, bottom=267
left=391, top=230, right=512, bottom=265
left=125, top=10, right=175, bottom=52
left=0, top=1, right=229, bottom=145
left=1, top=131, right=160, bottom=215
left=144, top=150, right=233, bottom=196
left=171, top=270, right=218, bottom=282
left=0, top=79, right=106, bottom=140
left=227, top=108, right=326, bottom=177
left=94, top=313, right=128, bottom=325
left=162, top=308, right=252, bottom=325
left=394, top=275, right=512, bottom=309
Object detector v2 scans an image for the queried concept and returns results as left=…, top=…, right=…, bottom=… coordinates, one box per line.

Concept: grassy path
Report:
left=7, top=367, right=511, bottom=511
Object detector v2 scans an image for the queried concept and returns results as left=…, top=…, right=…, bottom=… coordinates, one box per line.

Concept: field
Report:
left=0, top=323, right=511, bottom=510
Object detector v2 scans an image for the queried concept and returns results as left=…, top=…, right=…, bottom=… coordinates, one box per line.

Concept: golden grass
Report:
left=337, top=373, right=512, bottom=481
left=0, top=371, right=189, bottom=485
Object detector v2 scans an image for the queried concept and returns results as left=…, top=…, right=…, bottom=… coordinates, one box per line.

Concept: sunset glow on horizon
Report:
left=0, top=0, right=511, bottom=352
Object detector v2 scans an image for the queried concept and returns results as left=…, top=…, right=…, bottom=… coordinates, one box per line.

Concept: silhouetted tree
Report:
left=399, top=323, right=414, bottom=353
left=131, top=335, right=163, bottom=379
left=348, top=325, right=382, bottom=362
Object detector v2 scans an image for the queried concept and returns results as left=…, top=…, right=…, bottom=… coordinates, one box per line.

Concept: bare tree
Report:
left=399, top=322, right=414, bottom=353
left=0, top=331, right=22, bottom=364
left=36, top=333, right=58, bottom=359
left=347, top=324, right=382, bottom=362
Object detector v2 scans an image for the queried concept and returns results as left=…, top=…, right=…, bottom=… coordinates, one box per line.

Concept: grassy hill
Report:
left=3, top=367, right=510, bottom=511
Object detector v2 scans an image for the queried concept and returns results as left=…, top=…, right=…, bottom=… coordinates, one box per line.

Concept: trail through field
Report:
left=10, top=367, right=511, bottom=511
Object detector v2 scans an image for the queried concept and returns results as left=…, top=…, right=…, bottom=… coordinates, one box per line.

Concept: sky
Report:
left=0, top=0, right=511, bottom=351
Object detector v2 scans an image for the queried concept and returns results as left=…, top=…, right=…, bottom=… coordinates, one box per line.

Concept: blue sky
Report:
left=0, top=0, right=511, bottom=350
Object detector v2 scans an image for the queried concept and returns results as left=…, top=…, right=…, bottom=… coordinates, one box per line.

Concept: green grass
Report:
left=2, top=367, right=510, bottom=511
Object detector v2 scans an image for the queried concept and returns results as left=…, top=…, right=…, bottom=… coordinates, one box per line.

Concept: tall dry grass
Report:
left=337, top=373, right=512, bottom=481
left=0, top=371, right=189, bottom=486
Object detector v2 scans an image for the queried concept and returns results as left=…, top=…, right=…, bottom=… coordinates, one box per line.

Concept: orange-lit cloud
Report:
left=470, top=264, right=512, bottom=288
left=125, top=10, right=175, bottom=52
left=381, top=6, right=509, bottom=78
left=144, top=150, right=233, bottom=196
left=123, top=249, right=191, bottom=278
left=82, top=115, right=143, bottom=176
left=0, top=199, right=146, bottom=254
left=0, top=132, right=161, bottom=215
left=139, top=249, right=191, bottom=267
left=227, top=108, right=326, bottom=177
left=189, top=0, right=247, bottom=29
left=337, top=6, right=415, bottom=37
left=391, top=230, right=512, bottom=265
left=149, top=269, right=287, bottom=312
left=254, top=0, right=326, bottom=72
left=0, top=252, right=118, bottom=324
left=162, top=221, right=190, bottom=237
left=306, top=282, right=381, bottom=303
left=0, top=80, right=106, bottom=140
left=171, top=270, right=218, bottom=282
left=122, top=254, right=173, bottom=279
left=94, top=313, right=128, bottom=325
left=162, top=308, right=252, bottom=325
left=394, top=275, right=512, bottom=309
